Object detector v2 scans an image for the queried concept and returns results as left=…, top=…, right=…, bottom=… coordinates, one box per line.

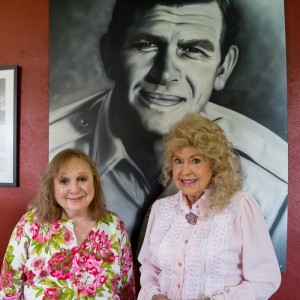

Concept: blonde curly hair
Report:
left=161, top=113, right=243, bottom=214
left=29, top=148, right=107, bottom=223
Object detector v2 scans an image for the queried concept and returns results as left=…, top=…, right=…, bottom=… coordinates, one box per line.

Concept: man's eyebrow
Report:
left=178, top=39, right=215, bottom=52
left=126, top=33, right=165, bottom=45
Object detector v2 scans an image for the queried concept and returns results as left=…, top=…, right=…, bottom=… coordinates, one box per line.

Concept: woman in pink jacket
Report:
left=138, top=113, right=281, bottom=300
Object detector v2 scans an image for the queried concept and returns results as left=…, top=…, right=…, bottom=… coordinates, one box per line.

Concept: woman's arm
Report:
left=0, top=214, right=29, bottom=299
left=116, top=217, right=136, bottom=299
left=214, top=193, right=281, bottom=300
left=137, top=201, right=166, bottom=300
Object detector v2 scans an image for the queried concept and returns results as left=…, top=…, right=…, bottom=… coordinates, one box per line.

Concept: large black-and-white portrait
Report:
left=50, top=0, right=288, bottom=270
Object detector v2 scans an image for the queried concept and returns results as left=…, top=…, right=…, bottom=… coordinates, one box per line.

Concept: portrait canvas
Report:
left=49, top=0, right=288, bottom=270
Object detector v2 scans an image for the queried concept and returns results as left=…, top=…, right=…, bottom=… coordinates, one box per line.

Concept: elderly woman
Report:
left=138, top=113, right=281, bottom=300
left=0, top=148, right=135, bottom=299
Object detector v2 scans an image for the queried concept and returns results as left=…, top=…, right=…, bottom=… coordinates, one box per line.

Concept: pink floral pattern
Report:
left=0, top=210, right=135, bottom=299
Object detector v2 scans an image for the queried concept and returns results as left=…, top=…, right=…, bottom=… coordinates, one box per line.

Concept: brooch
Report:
left=185, top=212, right=198, bottom=225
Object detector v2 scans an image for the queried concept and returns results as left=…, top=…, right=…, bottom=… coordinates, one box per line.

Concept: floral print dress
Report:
left=0, top=210, right=135, bottom=299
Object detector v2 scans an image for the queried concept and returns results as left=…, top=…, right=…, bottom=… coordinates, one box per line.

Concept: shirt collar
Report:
left=177, top=189, right=210, bottom=216
left=91, top=91, right=151, bottom=190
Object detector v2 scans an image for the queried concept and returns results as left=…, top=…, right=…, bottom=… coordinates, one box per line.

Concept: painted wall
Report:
left=0, top=0, right=49, bottom=268
left=0, top=0, right=299, bottom=298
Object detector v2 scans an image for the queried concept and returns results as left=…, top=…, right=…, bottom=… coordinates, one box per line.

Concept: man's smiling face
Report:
left=111, top=2, right=224, bottom=135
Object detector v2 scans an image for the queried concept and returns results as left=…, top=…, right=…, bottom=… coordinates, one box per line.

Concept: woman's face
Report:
left=54, top=157, right=95, bottom=218
left=172, top=146, right=213, bottom=201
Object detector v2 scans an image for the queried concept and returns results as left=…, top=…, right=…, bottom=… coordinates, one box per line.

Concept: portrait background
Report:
left=50, top=0, right=287, bottom=140
left=49, top=0, right=288, bottom=269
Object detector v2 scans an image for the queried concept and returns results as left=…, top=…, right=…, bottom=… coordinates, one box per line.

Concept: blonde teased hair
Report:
left=29, top=148, right=107, bottom=222
left=161, top=113, right=243, bottom=214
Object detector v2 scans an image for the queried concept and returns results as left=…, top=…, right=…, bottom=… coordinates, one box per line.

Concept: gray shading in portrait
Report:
left=49, top=0, right=287, bottom=270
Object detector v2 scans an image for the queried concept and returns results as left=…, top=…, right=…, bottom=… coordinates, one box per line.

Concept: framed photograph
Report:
left=0, top=65, right=18, bottom=186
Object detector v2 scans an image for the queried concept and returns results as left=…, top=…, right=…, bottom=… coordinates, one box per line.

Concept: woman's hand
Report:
left=152, top=294, right=168, bottom=300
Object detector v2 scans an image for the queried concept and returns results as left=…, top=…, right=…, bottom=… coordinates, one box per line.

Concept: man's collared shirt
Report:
left=49, top=91, right=287, bottom=268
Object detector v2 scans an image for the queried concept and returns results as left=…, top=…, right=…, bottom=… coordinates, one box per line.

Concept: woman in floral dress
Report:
left=0, top=148, right=135, bottom=299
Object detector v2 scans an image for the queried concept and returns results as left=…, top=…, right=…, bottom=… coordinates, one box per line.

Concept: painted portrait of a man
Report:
left=49, top=0, right=287, bottom=270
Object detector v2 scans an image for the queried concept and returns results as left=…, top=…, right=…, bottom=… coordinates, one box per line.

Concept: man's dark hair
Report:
left=107, top=0, right=240, bottom=61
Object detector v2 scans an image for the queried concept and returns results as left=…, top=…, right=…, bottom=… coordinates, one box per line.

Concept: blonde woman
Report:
left=138, top=113, right=280, bottom=300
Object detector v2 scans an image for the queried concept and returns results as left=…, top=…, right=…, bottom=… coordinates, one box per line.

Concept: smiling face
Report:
left=105, top=2, right=230, bottom=135
left=172, top=146, right=213, bottom=202
left=54, top=157, right=95, bottom=219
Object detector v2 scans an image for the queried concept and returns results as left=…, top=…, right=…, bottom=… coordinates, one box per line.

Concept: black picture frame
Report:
left=0, top=65, right=18, bottom=187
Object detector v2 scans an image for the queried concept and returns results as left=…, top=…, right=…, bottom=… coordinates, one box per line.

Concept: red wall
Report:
left=0, top=0, right=49, bottom=266
left=0, top=0, right=299, bottom=298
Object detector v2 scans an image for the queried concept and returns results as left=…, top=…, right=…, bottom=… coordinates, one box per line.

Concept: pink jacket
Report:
left=138, top=191, right=281, bottom=300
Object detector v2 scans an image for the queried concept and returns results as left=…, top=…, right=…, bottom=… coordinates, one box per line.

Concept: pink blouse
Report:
left=138, top=191, right=281, bottom=300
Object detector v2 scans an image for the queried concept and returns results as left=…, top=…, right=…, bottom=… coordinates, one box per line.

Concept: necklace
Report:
left=185, top=211, right=198, bottom=225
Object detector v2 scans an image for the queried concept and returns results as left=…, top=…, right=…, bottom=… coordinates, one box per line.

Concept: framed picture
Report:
left=0, top=65, right=18, bottom=186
